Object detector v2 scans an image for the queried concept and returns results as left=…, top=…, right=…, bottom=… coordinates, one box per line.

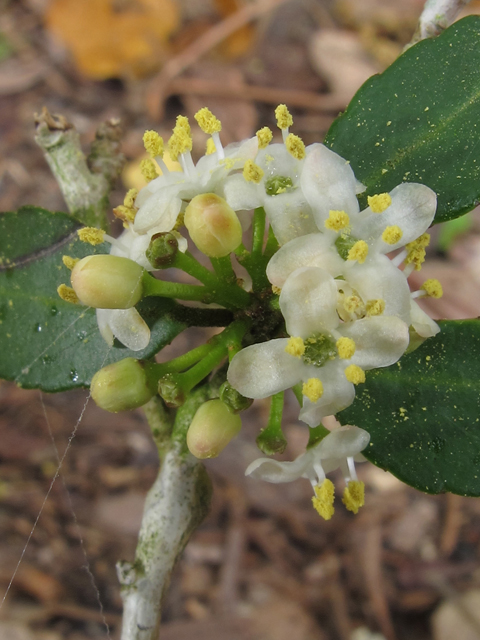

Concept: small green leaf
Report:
left=339, top=320, right=480, bottom=496
left=325, top=16, right=480, bottom=224
left=0, top=207, right=187, bottom=392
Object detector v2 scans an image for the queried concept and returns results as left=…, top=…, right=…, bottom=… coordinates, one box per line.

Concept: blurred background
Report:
left=2, top=0, right=480, bottom=638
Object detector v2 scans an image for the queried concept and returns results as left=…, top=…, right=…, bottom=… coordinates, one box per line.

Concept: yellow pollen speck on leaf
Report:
left=382, top=225, right=403, bottom=245
left=347, top=240, right=368, bottom=263
left=342, top=480, right=365, bottom=514
left=77, top=227, right=105, bottom=245
left=302, top=378, right=323, bottom=403
left=140, top=158, right=158, bottom=182
left=368, top=193, right=392, bottom=213
left=143, top=130, right=164, bottom=158
left=312, top=479, right=335, bottom=520
left=206, top=138, right=216, bottom=155
left=285, top=336, right=305, bottom=358
left=275, top=104, right=293, bottom=130
left=421, top=279, right=443, bottom=298
left=243, top=160, right=264, bottom=183
left=256, top=126, right=273, bottom=149
left=366, top=298, right=385, bottom=316
left=285, top=133, right=305, bottom=160
left=325, top=210, right=350, bottom=232
left=194, top=107, right=221, bottom=134
left=57, top=284, right=79, bottom=304
left=62, top=255, right=79, bottom=270
left=345, top=364, right=365, bottom=385
left=344, top=295, right=364, bottom=314
left=336, top=337, right=356, bottom=359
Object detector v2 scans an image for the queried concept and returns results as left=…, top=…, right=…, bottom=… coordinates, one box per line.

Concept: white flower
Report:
left=227, top=266, right=409, bottom=426
left=96, top=307, right=150, bottom=352
left=246, top=424, right=370, bottom=519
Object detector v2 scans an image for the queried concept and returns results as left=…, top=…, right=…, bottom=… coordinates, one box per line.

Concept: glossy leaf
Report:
left=0, top=207, right=187, bottom=391
left=339, top=320, right=480, bottom=496
left=325, top=16, right=480, bottom=224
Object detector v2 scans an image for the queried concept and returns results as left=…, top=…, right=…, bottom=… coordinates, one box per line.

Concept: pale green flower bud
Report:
left=187, top=399, right=242, bottom=459
left=146, top=232, right=179, bottom=269
left=91, top=358, right=156, bottom=412
left=71, top=255, right=144, bottom=309
left=184, top=193, right=242, bottom=258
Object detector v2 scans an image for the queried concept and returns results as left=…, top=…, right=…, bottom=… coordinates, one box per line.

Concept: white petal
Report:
left=222, top=174, right=262, bottom=211
left=227, top=338, right=305, bottom=399
left=171, top=231, right=188, bottom=253
left=134, top=187, right=183, bottom=234
left=245, top=450, right=313, bottom=483
left=343, top=316, right=409, bottom=369
left=263, top=191, right=318, bottom=246
left=135, top=172, right=185, bottom=208
left=107, top=308, right=150, bottom=351
left=301, top=143, right=360, bottom=229
left=316, top=425, right=370, bottom=459
left=96, top=309, right=114, bottom=346
left=257, top=143, right=301, bottom=178
left=279, top=267, right=338, bottom=338
left=344, top=254, right=411, bottom=324
left=410, top=299, right=440, bottom=337
left=299, top=362, right=356, bottom=426
left=353, top=183, right=437, bottom=250
left=129, top=234, right=153, bottom=270
left=266, top=233, right=344, bottom=287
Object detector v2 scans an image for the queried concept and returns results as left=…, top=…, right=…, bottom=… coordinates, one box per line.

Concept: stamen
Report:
left=382, top=225, right=403, bottom=245
left=124, top=188, right=138, bottom=209
left=206, top=138, right=216, bottom=155
left=347, top=240, right=368, bottom=264
left=325, top=210, right=350, bottom=232
left=368, top=193, right=392, bottom=213
left=57, top=284, right=79, bottom=304
left=285, top=336, right=305, bottom=358
left=143, top=130, right=164, bottom=158
left=243, top=160, right=264, bottom=184
left=421, top=278, right=443, bottom=298
left=336, top=337, right=356, bottom=359
left=302, top=378, right=323, bottom=403
left=344, top=364, right=366, bottom=384
left=168, top=116, right=193, bottom=162
left=285, top=133, right=305, bottom=160
left=366, top=298, right=385, bottom=316
left=275, top=104, right=293, bottom=141
left=256, top=126, right=273, bottom=149
left=77, top=227, right=105, bottom=245
left=312, top=479, right=335, bottom=520
left=194, top=107, right=222, bottom=134
left=62, top=255, right=79, bottom=270
left=272, top=285, right=282, bottom=295
left=344, top=295, right=365, bottom=315
left=342, top=480, right=365, bottom=514
left=404, top=233, right=430, bottom=271
left=140, top=158, right=158, bottom=182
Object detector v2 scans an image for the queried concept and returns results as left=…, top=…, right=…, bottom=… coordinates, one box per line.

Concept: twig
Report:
left=34, top=107, right=125, bottom=229
left=147, top=0, right=290, bottom=119
left=407, top=0, right=471, bottom=48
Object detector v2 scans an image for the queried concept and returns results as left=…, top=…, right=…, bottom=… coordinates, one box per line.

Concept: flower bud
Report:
left=146, top=232, right=179, bottom=269
left=187, top=399, right=242, bottom=459
left=91, top=358, right=156, bottom=412
left=219, top=381, right=253, bottom=414
left=158, top=373, right=185, bottom=408
left=71, top=255, right=144, bottom=309
left=184, top=193, right=242, bottom=258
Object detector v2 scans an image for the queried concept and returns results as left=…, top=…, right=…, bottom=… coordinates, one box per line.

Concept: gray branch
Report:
left=408, top=0, right=471, bottom=47
left=34, top=107, right=125, bottom=229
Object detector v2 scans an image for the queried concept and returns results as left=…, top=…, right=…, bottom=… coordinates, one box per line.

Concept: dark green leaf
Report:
left=0, top=207, right=187, bottom=392
left=339, top=320, right=480, bottom=496
left=325, top=16, right=480, bottom=224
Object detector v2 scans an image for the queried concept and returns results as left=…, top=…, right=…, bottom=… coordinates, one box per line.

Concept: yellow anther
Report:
left=325, top=210, right=350, bottom=232
left=302, top=378, right=324, bottom=403
left=342, top=480, right=365, bottom=514
left=285, top=336, right=305, bottom=358
left=272, top=285, right=282, bottom=295
left=285, top=133, right=305, bottom=160
left=194, top=107, right=222, bottom=134
left=243, top=160, right=264, bottom=184
left=366, top=298, right=385, bottom=316
left=344, top=364, right=366, bottom=384
left=410, top=232, right=431, bottom=249
left=143, top=130, right=164, bottom=158
left=421, top=278, right=443, bottom=298
left=312, top=479, right=335, bottom=520
left=124, top=188, right=138, bottom=209
left=368, top=193, right=392, bottom=213
left=62, top=255, right=79, bottom=270
left=382, top=225, right=403, bottom=245
left=113, top=205, right=136, bottom=224
left=140, top=158, right=158, bottom=182
left=168, top=115, right=193, bottom=161
left=405, top=247, right=426, bottom=271
left=275, top=104, right=293, bottom=130
left=77, top=227, right=105, bottom=246
left=206, top=137, right=216, bottom=155
left=57, top=284, right=79, bottom=304
left=344, top=295, right=364, bottom=315
left=256, top=126, right=273, bottom=149
left=336, top=337, right=356, bottom=359
left=347, top=240, right=368, bottom=264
